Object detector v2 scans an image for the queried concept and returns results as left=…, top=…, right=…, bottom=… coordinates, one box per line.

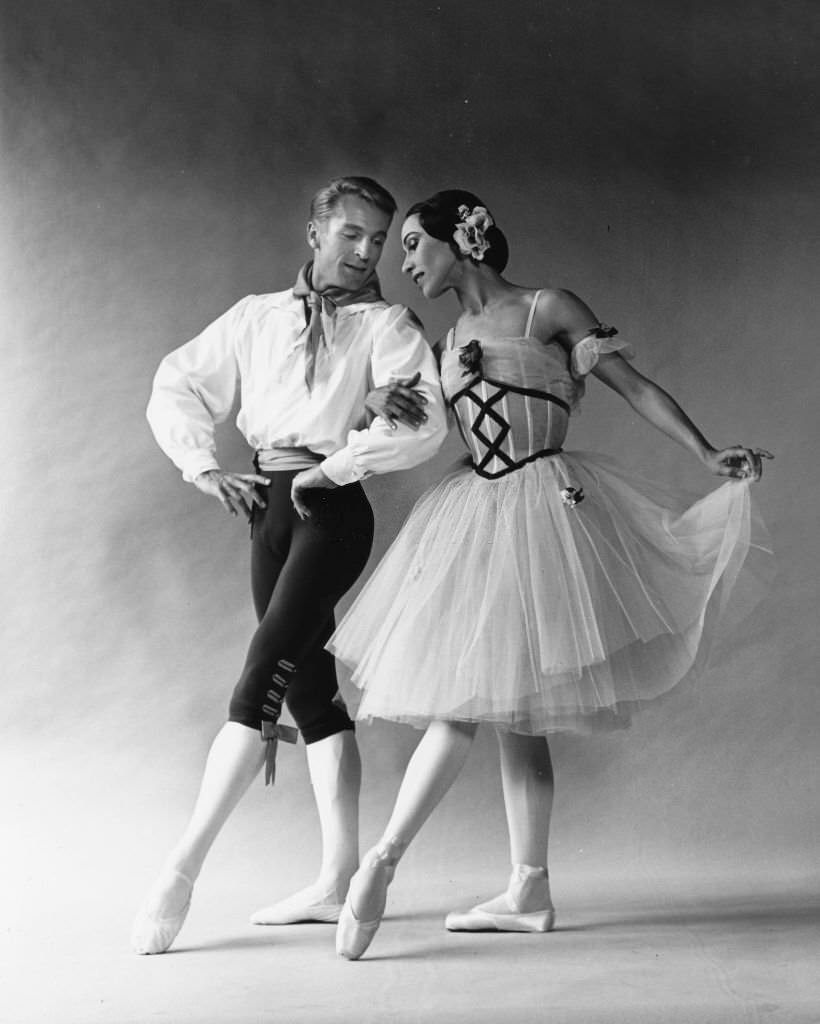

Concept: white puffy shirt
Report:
left=146, top=290, right=447, bottom=485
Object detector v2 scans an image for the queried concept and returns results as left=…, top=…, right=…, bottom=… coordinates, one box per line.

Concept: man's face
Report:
left=309, top=195, right=391, bottom=291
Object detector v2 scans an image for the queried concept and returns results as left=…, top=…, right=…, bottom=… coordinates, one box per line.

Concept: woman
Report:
left=327, top=190, right=772, bottom=960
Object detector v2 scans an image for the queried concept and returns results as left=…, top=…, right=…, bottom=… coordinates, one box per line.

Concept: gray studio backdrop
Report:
left=2, top=0, right=817, bottom=928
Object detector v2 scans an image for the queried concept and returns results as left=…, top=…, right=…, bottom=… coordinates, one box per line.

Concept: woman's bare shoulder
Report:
left=536, top=287, right=594, bottom=316
left=531, top=288, right=600, bottom=342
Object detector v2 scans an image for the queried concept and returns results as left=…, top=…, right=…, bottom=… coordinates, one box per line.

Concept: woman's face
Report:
left=401, top=215, right=457, bottom=299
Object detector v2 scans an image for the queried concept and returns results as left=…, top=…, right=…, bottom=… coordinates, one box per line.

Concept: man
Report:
left=132, top=176, right=446, bottom=955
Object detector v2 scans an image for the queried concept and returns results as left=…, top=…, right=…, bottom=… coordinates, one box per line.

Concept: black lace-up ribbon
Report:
left=261, top=658, right=300, bottom=786
left=449, top=377, right=568, bottom=479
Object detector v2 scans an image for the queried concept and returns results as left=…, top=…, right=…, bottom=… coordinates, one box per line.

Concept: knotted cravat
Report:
left=292, top=262, right=383, bottom=391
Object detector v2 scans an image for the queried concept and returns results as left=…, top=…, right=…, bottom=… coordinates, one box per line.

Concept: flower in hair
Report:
left=458, top=339, right=483, bottom=377
left=453, top=204, right=494, bottom=261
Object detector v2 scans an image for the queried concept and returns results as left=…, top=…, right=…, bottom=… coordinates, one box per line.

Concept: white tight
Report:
left=373, top=721, right=554, bottom=868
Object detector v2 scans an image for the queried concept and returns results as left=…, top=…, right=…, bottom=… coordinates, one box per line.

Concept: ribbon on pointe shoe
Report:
left=335, top=844, right=400, bottom=960
left=444, top=864, right=555, bottom=933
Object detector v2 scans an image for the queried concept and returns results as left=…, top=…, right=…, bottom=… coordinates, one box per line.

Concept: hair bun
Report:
left=482, top=225, right=509, bottom=273
left=404, top=190, right=509, bottom=273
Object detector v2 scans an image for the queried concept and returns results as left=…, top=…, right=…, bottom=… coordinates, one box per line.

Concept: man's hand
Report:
left=194, top=469, right=270, bottom=518
left=703, top=446, right=774, bottom=482
left=291, top=465, right=338, bottom=520
left=365, top=371, right=428, bottom=430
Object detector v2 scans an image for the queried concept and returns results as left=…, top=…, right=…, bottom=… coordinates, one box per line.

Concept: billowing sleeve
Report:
left=320, top=305, right=448, bottom=485
left=571, top=324, right=635, bottom=378
left=146, top=296, right=252, bottom=481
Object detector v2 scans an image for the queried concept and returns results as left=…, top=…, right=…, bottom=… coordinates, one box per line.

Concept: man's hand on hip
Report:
left=194, top=469, right=270, bottom=518
left=291, top=465, right=338, bottom=521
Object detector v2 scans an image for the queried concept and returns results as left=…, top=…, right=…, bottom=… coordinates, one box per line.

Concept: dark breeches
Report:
left=228, top=469, right=374, bottom=744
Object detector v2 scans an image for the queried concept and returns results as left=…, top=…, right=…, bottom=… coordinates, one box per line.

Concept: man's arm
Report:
left=319, top=306, right=447, bottom=485
left=146, top=297, right=249, bottom=482
left=290, top=306, right=447, bottom=519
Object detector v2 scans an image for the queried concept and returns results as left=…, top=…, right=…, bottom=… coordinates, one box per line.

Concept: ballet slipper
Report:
left=335, top=847, right=395, bottom=960
left=445, top=904, right=555, bottom=933
left=131, top=869, right=194, bottom=955
left=445, top=864, right=555, bottom=934
left=250, top=885, right=343, bottom=925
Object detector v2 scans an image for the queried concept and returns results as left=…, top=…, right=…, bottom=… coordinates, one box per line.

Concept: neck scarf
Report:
left=292, top=261, right=383, bottom=391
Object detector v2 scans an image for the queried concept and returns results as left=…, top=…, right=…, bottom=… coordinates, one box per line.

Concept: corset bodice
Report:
left=441, top=336, right=581, bottom=478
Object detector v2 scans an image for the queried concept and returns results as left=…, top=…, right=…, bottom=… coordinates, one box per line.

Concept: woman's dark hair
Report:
left=404, top=190, right=509, bottom=273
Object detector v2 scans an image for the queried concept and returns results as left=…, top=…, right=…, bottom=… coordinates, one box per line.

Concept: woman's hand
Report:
left=702, top=446, right=774, bottom=482
left=291, top=465, right=338, bottom=520
left=365, top=371, right=428, bottom=430
left=194, top=469, right=270, bottom=518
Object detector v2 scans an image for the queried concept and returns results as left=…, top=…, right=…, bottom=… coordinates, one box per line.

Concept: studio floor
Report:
left=4, top=700, right=818, bottom=1024
left=3, top=858, right=817, bottom=1023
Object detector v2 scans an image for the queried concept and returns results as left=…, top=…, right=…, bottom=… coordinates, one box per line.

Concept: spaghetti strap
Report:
left=524, top=289, right=544, bottom=338
left=445, top=327, right=456, bottom=351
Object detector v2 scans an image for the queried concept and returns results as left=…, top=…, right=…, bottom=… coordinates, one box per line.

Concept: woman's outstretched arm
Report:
left=536, top=288, right=773, bottom=482
left=592, top=353, right=771, bottom=480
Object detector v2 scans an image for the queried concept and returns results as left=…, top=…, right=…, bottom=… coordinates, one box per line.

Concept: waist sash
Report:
left=255, top=446, right=323, bottom=472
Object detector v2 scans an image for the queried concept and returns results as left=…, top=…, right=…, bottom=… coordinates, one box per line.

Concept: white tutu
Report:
left=329, top=452, right=772, bottom=734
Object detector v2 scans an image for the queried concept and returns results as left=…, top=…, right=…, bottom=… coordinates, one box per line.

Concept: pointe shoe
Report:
left=445, top=864, right=555, bottom=934
left=445, top=904, right=555, bottom=933
left=130, top=869, right=193, bottom=955
left=335, top=848, right=395, bottom=960
left=336, top=900, right=383, bottom=960
left=250, top=886, right=343, bottom=925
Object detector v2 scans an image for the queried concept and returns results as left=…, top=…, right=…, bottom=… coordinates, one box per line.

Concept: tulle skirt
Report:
left=328, top=452, right=772, bottom=735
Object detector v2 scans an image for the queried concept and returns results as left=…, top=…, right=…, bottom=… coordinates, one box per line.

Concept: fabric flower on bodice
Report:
left=458, top=339, right=484, bottom=379
left=453, top=205, right=494, bottom=261
left=589, top=323, right=618, bottom=339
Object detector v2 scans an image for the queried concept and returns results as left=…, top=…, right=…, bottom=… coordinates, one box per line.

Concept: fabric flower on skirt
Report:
left=560, top=486, right=585, bottom=507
